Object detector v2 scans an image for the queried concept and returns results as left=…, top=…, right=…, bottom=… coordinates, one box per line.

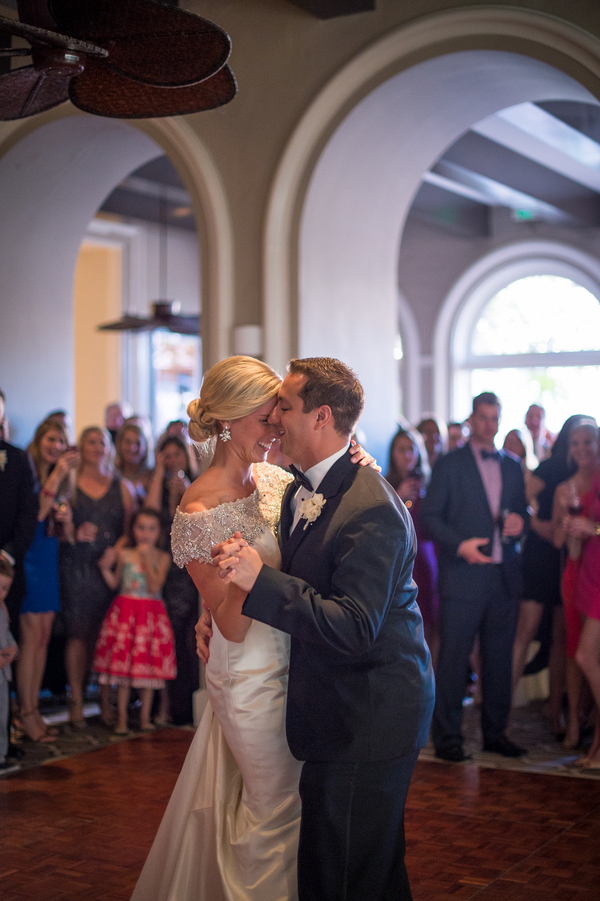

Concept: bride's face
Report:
left=229, top=398, right=280, bottom=463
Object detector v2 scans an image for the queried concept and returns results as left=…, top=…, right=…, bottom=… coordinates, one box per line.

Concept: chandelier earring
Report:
left=219, top=423, right=232, bottom=442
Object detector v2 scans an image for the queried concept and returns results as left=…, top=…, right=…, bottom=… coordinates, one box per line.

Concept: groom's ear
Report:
left=314, top=405, right=333, bottom=431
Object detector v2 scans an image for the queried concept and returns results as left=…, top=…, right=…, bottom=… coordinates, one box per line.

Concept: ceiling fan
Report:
left=0, top=0, right=236, bottom=120
left=98, top=300, right=199, bottom=335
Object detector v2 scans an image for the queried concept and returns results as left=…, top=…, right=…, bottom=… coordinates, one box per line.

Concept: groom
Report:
left=212, top=357, right=435, bottom=901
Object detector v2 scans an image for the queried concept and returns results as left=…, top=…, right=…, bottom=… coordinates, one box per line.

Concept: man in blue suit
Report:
left=213, top=357, right=435, bottom=901
left=420, top=391, right=528, bottom=762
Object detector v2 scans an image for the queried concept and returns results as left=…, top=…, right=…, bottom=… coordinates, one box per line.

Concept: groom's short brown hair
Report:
left=288, top=357, right=364, bottom=437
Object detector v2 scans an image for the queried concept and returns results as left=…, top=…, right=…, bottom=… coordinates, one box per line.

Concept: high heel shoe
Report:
left=33, top=708, right=59, bottom=737
left=17, top=710, right=56, bottom=744
left=67, top=700, right=87, bottom=730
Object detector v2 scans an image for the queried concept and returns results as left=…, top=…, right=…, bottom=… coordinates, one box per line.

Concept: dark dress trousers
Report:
left=243, top=450, right=435, bottom=901
left=419, top=444, right=527, bottom=751
left=0, top=439, right=38, bottom=623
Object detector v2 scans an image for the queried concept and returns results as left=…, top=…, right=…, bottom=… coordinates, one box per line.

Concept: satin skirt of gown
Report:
left=131, top=529, right=303, bottom=901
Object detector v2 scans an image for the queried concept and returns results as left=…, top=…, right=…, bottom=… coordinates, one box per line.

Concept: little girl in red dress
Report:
left=94, top=507, right=176, bottom=734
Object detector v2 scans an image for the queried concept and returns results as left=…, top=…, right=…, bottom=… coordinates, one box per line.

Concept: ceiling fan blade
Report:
left=70, top=59, right=236, bottom=119
left=0, top=14, right=107, bottom=56
left=50, top=0, right=231, bottom=88
left=98, top=314, right=154, bottom=331
left=0, top=64, right=69, bottom=120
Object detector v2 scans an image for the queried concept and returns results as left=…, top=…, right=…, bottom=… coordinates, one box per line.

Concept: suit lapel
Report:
left=278, top=480, right=295, bottom=552
left=281, top=450, right=354, bottom=571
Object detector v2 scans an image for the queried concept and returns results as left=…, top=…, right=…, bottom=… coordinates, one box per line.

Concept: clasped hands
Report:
left=210, top=532, right=263, bottom=592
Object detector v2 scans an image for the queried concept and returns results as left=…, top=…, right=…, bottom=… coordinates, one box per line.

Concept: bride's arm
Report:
left=186, top=558, right=252, bottom=643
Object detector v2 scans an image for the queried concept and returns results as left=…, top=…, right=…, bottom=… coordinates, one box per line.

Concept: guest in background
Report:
left=16, top=419, right=78, bottom=743
left=552, top=418, right=599, bottom=750
left=114, top=422, right=153, bottom=503
left=46, top=410, right=73, bottom=444
left=146, top=436, right=198, bottom=724
left=416, top=415, right=447, bottom=470
left=421, top=392, right=528, bottom=761
left=0, top=388, right=38, bottom=762
left=525, top=404, right=554, bottom=463
left=0, top=389, right=38, bottom=629
left=0, top=553, right=19, bottom=775
left=60, top=426, right=135, bottom=728
left=447, top=421, right=467, bottom=452
left=502, top=428, right=538, bottom=497
left=567, top=470, right=600, bottom=769
left=511, top=415, right=585, bottom=737
left=105, top=402, right=132, bottom=445
left=385, top=427, right=439, bottom=658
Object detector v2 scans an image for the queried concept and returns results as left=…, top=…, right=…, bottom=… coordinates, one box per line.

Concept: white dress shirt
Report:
left=290, top=443, right=350, bottom=535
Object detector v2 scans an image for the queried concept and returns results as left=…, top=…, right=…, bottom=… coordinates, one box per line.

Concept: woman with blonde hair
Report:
left=60, top=426, right=136, bottom=727
left=132, top=356, right=371, bottom=901
left=114, top=421, right=153, bottom=502
left=16, top=418, right=78, bottom=742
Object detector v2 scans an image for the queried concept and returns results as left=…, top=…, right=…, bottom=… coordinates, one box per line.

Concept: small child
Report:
left=94, top=507, right=176, bottom=735
left=0, top=551, right=19, bottom=775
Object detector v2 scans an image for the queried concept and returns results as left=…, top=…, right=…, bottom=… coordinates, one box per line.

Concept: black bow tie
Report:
left=290, top=464, right=313, bottom=492
left=480, top=449, right=500, bottom=461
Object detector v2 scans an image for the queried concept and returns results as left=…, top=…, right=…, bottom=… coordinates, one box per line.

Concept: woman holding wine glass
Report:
left=552, top=418, right=600, bottom=750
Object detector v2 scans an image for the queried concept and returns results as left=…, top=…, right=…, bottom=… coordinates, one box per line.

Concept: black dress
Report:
left=60, top=479, right=125, bottom=650
left=159, top=478, right=200, bottom=725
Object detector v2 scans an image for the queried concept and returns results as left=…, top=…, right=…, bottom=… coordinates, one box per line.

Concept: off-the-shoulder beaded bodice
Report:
left=171, top=462, right=292, bottom=568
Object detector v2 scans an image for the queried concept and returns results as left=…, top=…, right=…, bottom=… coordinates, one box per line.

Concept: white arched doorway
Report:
left=0, top=111, right=232, bottom=443
left=264, top=8, right=600, bottom=461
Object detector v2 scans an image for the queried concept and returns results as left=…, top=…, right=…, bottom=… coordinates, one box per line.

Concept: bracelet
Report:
left=595, top=524, right=600, bottom=537
left=41, top=487, right=56, bottom=498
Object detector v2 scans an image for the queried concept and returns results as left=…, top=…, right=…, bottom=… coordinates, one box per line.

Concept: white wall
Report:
left=0, top=116, right=160, bottom=445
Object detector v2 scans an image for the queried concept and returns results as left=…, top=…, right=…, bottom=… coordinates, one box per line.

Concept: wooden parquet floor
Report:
left=1, top=727, right=600, bottom=901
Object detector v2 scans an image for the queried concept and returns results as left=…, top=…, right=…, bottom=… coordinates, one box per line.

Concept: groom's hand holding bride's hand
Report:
left=211, top=532, right=263, bottom=592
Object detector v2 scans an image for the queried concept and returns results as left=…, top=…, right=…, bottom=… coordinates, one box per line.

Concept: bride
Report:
left=131, top=356, right=370, bottom=901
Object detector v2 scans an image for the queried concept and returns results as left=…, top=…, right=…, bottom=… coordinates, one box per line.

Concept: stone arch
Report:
left=264, top=7, right=600, bottom=458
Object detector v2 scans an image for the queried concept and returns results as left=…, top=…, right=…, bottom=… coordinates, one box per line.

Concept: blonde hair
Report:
left=28, top=418, right=69, bottom=485
left=77, top=426, right=115, bottom=471
left=187, top=356, right=281, bottom=444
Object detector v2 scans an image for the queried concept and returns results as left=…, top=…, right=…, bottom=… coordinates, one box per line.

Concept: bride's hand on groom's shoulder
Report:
left=349, top=439, right=381, bottom=472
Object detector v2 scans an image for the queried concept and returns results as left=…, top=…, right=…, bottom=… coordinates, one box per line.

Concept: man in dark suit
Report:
left=0, top=389, right=38, bottom=627
left=420, top=391, right=527, bottom=763
left=213, top=357, right=434, bottom=901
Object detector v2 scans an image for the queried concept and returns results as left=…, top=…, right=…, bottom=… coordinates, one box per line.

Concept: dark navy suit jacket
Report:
left=243, top=450, right=435, bottom=763
left=419, top=443, right=527, bottom=600
left=0, top=439, right=38, bottom=614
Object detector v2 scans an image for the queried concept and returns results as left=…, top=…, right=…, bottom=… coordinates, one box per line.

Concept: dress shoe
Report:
left=435, top=745, right=472, bottom=762
left=483, top=736, right=527, bottom=757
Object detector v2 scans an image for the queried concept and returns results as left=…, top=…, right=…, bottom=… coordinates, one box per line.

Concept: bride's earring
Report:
left=219, top=424, right=231, bottom=442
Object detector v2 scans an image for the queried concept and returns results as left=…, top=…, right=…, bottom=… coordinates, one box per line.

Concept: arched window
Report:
left=443, top=243, right=600, bottom=433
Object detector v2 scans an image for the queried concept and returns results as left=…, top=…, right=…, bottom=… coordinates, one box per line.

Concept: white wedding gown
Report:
left=131, top=464, right=302, bottom=901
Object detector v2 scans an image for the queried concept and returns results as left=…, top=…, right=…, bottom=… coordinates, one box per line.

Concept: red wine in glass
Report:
left=568, top=502, right=584, bottom=516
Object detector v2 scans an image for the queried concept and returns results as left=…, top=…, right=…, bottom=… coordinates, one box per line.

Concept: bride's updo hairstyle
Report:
left=187, top=355, right=281, bottom=445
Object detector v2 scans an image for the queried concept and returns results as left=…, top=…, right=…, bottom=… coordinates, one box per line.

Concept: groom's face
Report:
left=269, top=373, right=313, bottom=461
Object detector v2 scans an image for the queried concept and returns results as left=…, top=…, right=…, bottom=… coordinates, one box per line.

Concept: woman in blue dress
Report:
left=16, top=419, right=79, bottom=742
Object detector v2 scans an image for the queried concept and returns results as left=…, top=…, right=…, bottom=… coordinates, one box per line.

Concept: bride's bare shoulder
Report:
left=179, top=471, right=222, bottom=514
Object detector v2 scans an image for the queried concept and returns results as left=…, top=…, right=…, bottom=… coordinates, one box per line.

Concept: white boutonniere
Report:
left=298, top=493, right=326, bottom=530
left=0, top=450, right=6, bottom=472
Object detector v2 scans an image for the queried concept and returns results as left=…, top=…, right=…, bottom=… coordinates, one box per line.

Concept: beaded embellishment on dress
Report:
left=171, top=463, right=292, bottom=568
